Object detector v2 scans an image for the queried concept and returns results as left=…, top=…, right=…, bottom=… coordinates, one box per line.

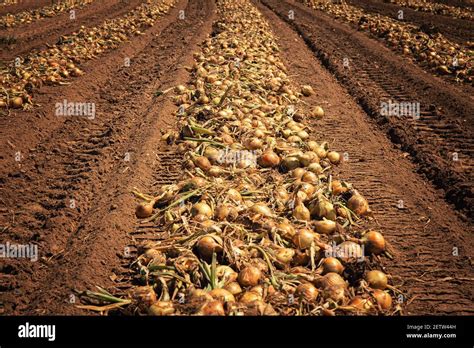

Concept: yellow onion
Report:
left=215, top=205, right=230, bottom=221
left=194, top=156, right=212, bottom=171
left=135, top=202, right=154, bottom=218
left=349, top=297, right=374, bottom=311
left=274, top=248, right=295, bottom=264
left=196, top=235, right=223, bottom=260
left=292, top=168, right=306, bottom=179
left=314, top=146, right=327, bottom=159
left=313, top=218, right=336, bottom=235
left=191, top=202, right=213, bottom=218
left=239, top=291, right=261, bottom=304
left=327, top=151, right=341, bottom=164
left=224, top=282, right=243, bottom=295
left=296, top=283, right=319, bottom=302
left=299, top=182, right=315, bottom=198
left=277, top=221, right=296, bottom=239
left=209, top=288, right=235, bottom=303
left=216, top=265, right=238, bottom=285
left=301, top=85, right=314, bottom=96
left=321, top=257, right=344, bottom=274
left=10, top=97, right=23, bottom=109
left=292, top=229, right=314, bottom=249
left=258, top=150, right=280, bottom=167
left=307, top=162, right=323, bottom=175
left=293, top=201, right=311, bottom=221
left=199, top=300, right=225, bottom=316
left=238, top=266, right=262, bottom=287
left=245, top=137, right=263, bottom=150
left=362, top=231, right=386, bottom=255
left=204, top=146, right=221, bottom=163
left=311, top=198, right=336, bottom=220
left=366, top=270, right=388, bottom=290
left=148, top=301, right=175, bottom=316
left=281, top=156, right=300, bottom=171
left=347, top=192, right=369, bottom=216
left=301, top=171, right=318, bottom=183
left=274, top=187, right=289, bottom=202
left=331, top=180, right=348, bottom=195
left=130, top=286, right=157, bottom=307
left=250, top=202, right=273, bottom=217
left=372, top=289, right=392, bottom=310
left=311, top=106, right=324, bottom=119
left=227, top=188, right=242, bottom=202
left=320, top=272, right=347, bottom=289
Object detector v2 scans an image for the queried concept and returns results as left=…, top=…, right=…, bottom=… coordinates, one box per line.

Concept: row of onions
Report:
left=0, top=0, right=176, bottom=110
left=81, top=0, right=403, bottom=316
left=0, top=0, right=95, bottom=28
left=299, top=0, right=472, bottom=84
left=387, top=0, right=473, bottom=21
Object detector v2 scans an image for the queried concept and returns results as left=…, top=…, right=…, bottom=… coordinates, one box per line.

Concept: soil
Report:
left=0, top=0, right=472, bottom=316
left=0, top=0, right=53, bottom=17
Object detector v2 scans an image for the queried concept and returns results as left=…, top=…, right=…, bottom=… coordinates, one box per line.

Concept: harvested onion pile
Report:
left=0, top=0, right=95, bottom=28
left=0, top=0, right=176, bottom=110
left=299, top=0, right=473, bottom=84
left=388, top=0, right=473, bottom=21
left=109, top=0, right=403, bottom=317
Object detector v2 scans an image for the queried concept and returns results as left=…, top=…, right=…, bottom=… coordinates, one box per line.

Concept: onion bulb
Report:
left=313, top=218, right=336, bottom=235
left=250, top=202, right=273, bottom=217
left=258, top=150, right=280, bottom=168
left=216, top=265, right=238, bottom=285
left=224, top=282, right=242, bottom=295
left=311, top=198, right=336, bottom=220
left=191, top=202, right=213, bottom=218
left=274, top=248, right=295, bottom=264
left=238, top=266, right=262, bottom=287
left=327, top=151, right=341, bottom=164
left=239, top=291, right=261, bottom=304
left=199, top=301, right=225, bottom=316
left=372, top=289, right=392, bottom=310
left=293, top=201, right=311, bottom=221
left=321, top=257, right=344, bottom=274
left=194, top=156, right=212, bottom=171
left=148, top=301, right=175, bottom=316
left=366, top=270, right=388, bottom=290
left=196, top=235, right=223, bottom=260
left=209, top=288, right=235, bottom=303
left=311, top=106, right=324, bottom=119
left=135, top=202, right=154, bottom=218
left=301, top=85, right=314, bottom=96
left=362, top=231, right=386, bottom=255
left=347, top=191, right=369, bottom=216
left=295, top=283, right=319, bottom=302
left=349, top=297, right=373, bottom=311
left=292, top=229, right=314, bottom=249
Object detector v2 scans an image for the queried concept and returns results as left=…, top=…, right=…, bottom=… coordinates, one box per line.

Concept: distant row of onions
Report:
left=0, top=0, right=94, bottom=28
left=91, top=0, right=404, bottom=316
left=299, top=0, right=472, bottom=84
left=388, top=0, right=473, bottom=21
left=0, top=0, right=176, bottom=110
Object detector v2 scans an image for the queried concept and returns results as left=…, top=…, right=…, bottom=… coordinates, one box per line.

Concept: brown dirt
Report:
left=347, top=0, right=474, bottom=45
left=432, top=0, right=474, bottom=9
left=0, top=0, right=144, bottom=62
left=254, top=0, right=474, bottom=314
left=0, top=0, right=52, bottom=16
left=261, top=0, right=474, bottom=221
left=0, top=0, right=216, bottom=315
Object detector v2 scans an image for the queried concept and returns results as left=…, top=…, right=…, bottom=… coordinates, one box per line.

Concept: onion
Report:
left=10, top=97, right=23, bottom=109
left=196, top=235, right=223, bottom=260
left=258, top=150, right=280, bottom=168
left=320, top=272, right=346, bottom=289
left=327, top=151, right=341, bottom=164
left=148, top=301, right=175, bottom=316
left=199, top=300, right=225, bottom=316
left=295, top=283, right=319, bottom=301
left=292, top=168, right=306, bottom=179
left=311, top=106, right=324, bottom=119
left=194, top=156, right=212, bottom=171
left=209, top=288, right=235, bottom=303
left=250, top=202, right=273, bottom=217
left=331, top=180, right=348, bottom=195
left=372, top=289, right=392, bottom=310
left=299, top=182, right=315, bottom=198
left=274, top=187, right=289, bottom=202
left=204, top=146, right=220, bottom=163
left=293, top=202, right=311, bottom=221
left=314, top=146, right=327, bottom=159
left=307, top=162, right=323, bottom=175
left=301, top=171, right=318, bottom=183
left=362, top=231, right=386, bottom=255
left=277, top=221, right=295, bottom=239
left=274, top=248, right=295, bottom=264
left=130, top=286, right=157, bottom=307
left=366, top=270, right=388, bottom=290
left=245, top=137, right=263, bottom=150
left=191, top=202, right=213, bottom=218
left=321, top=257, right=344, bottom=274
left=238, top=266, right=262, bottom=287
left=215, top=205, right=230, bottom=221
left=281, top=156, right=300, bottom=172
left=292, top=229, right=314, bottom=249
left=313, top=219, right=335, bottom=236
left=216, top=265, right=238, bottom=285
left=349, top=297, right=373, bottom=311
left=311, top=198, right=336, bottom=220
left=224, top=282, right=243, bottom=295
left=135, top=202, right=154, bottom=218
left=301, top=85, right=314, bottom=96
left=347, top=192, right=369, bottom=216
left=227, top=188, right=242, bottom=202
left=239, top=291, right=261, bottom=304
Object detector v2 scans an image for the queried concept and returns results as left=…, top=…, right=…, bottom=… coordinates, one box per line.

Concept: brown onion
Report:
left=196, top=235, right=223, bottom=260
left=258, top=150, right=280, bottom=168
left=238, top=266, right=262, bottom=287
left=191, top=202, right=213, bottom=218
left=194, top=156, right=212, bottom=171
left=209, top=288, right=235, bottom=303
left=362, top=231, right=386, bottom=255
left=321, top=257, right=344, bottom=274
left=295, top=283, right=319, bottom=302
left=135, top=202, right=154, bottom=218
left=313, top=218, right=336, bottom=235
left=372, top=289, right=392, bottom=310
left=292, top=229, right=314, bottom=249
left=366, top=270, right=388, bottom=290
left=199, top=300, right=225, bottom=316
left=347, top=192, right=369, bottom=216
